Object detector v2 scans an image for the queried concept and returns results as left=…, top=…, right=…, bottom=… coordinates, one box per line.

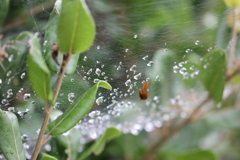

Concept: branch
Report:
left=227, top=8, right=239, bottom=72
left=1, top=1, right=55, bottom=32
left=140, top=67, right=240, bottom=160
left=31, top=53, right=72, bottom=160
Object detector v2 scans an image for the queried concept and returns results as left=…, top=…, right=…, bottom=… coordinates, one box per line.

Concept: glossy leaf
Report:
left=57, top=0, right=95, bottom=54
left=160, top=150, right=217, bottom=160
left=0, top=110, right=26, bottom=160
left=26, top=32, right=53, bottom=104
left=43, top=0, right=80, bottom=74
left=46, top=80, right=112, bottom=136
left=199, top=49, right=226, bottom=103
left=0, top=0, right=9, bottom=28
left=41, top=153, right=58, bottom=160
left=78, top=127, right=121, bottom=160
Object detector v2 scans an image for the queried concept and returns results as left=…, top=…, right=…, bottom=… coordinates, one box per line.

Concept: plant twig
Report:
left=140, top=66, right=240, bottom=160
left=1, top=1, right=55, bottom=32
left=227, top=8, right=239, bottom=72
left=31, top=53, right=71, bottom=160
left=141, top=96, right=210, bottom=160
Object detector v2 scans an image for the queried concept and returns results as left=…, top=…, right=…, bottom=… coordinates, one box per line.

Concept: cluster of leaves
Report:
left=0, top=0, right=240, bottom=160
left=0, top=0, right=121, bottom=159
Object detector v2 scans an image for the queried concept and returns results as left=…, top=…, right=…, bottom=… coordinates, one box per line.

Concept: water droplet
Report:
left=83, top=56, right=87, bottom=61
left=142, top=55, right=148, bottom=60
left=134, top=34, right=138, bottom=38
left=20, top=72, right=26, bottom=79
left=8, top=54, right=13, bottom=62
left=195, top=40, right=200, bottom=45
left=23, top=93, right=31, bottom=101
left=179, top=67, right=187, bottom=74
left=8, top=107, right=15, bottom=112
left=87, top=69, right=92, bottom=75
left=94, top=79, right=100, bottom=83
left=147, top=61, right=154, bottom=66
left=44, top=144, right=51, bottom=152
left=144, top=122, right=154, bottom=132
left=185, top=49, right=191, bottom=53
left=88, top=119, right=94, bottom=124
left=88, top=110, right=101, bottom=118
left=130, top=65, right=136, bottom=71
left=68, top=93, right=75, bottom=103
left=96, top=96, right=104, bottom=105
left=125, top=79, right=131, bottom=86
left=155, top=76, right=160, bottom=81
left=164, top=48, right=168, bottom=52
left=207, top=47, right=213, bottom=52
left=117, top=65, right=121, bottom=70
left=95, top=68, right=101, bottom=76
left=203, top=63, right=208, bottom=69
left=7, top=89, right=13, bottom=98
left=96, top=45, right=100, bottom=50
left=133, top=73, right=141, bottom=80
left=19, top=88, right=24, bottom=93
left=125, top=48, right=129, bottom=52
left=43, top=40, right=48, bottom=46
left=6, top=71, right=12, bottom=77
left=153, top=120, right=162, bottom=128
left=0, top=79, right=2, bottom=85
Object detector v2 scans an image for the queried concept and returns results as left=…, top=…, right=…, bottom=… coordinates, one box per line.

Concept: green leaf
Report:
left=160, top=150, right=217, bottom=160
left=46, top=80, right=112, bottom=136
left=26, top=32, right=53, bottom=104
left=0, top=0, right=9, bottom=28
left=57, top=0, right=95, bottom=54
left=204, top=108, right=240, bottom=130
left=41, top=153, right=58, bottom=160
left=43, top=0, right=80, bottom=74
left=199, top=49, right=226, bottom=103
left=224, top=0, right=240, bottom=7
left=0, top=110, right=26, bottom=160
left=56, top=129, right=81, bottom=160
left=78, top=127, right=121, bottom=160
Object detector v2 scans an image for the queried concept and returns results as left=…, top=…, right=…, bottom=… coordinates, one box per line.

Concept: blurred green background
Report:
left=1, top=0, right=240, bottom=160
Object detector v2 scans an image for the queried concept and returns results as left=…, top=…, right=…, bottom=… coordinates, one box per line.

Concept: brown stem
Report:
left=31, top=53, right=71, bottom=160
left=227, top=8, right=239, bottom=72
left=140, top=96, right=210, bottom=160
left=141, top=67, right=240, bottom=160
left=1, top=1, right=55, bottom=32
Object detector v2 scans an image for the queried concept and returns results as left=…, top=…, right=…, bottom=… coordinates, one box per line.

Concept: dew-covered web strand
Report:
left=0, top=0, right=225, bottom=157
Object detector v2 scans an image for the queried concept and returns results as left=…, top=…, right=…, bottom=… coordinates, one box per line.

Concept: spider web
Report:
left=0, top=0, right=226, bottom=158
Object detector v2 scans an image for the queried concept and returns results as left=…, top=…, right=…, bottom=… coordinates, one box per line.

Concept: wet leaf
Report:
left=46, top=80, right=112, bottom=136
left=43, top=0, right=80, bottom=74
left=160, top=150, right=217, bottom=160
left=26, top=32, right=53, bottom=104
left=57, top=0, right=95, bottom=54
left=0, top=110, right=26, bottom=160
left=199, top=49, right=226, bottom=103
left=0, top=0, right=9, bottom=28
left=204, top=108, right=240, bottom=130
left=41, top=153, right=58, bottom=160
left=78, top=127, right=121, bottom=160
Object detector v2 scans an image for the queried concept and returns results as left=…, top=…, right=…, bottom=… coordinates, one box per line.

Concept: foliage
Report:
left=0, top=0, right=240, bottom=160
